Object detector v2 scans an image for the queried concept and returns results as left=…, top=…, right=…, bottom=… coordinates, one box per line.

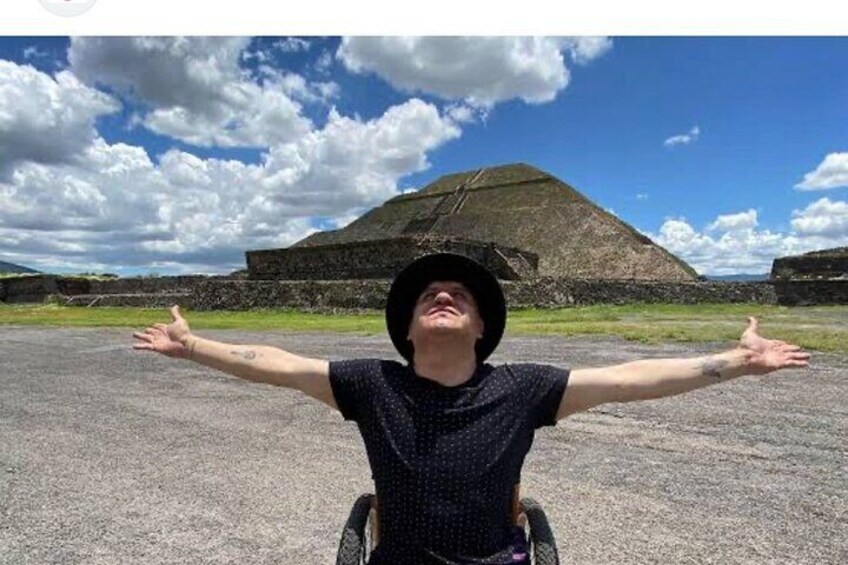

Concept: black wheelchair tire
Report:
left=520, top=497, right=559, bottom=565
left=335, top=493, right=375, bottom=565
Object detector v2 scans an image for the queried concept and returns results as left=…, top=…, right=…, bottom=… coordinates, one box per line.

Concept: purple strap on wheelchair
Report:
left=510, top=526, right=529, bottom=562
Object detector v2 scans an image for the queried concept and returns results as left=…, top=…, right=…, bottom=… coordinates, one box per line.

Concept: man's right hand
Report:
left=131, top=305, right=337, bottom=410
left=132, top=305, right=193, bottom=359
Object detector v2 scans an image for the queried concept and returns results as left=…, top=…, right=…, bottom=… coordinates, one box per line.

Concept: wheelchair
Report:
left=335, top=484, right=559, bottom=564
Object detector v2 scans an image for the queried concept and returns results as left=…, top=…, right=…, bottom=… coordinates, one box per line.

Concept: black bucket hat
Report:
left=385, top=253, right=506, bottom=364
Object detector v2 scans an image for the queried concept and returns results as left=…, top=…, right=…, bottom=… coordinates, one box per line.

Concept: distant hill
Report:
left=0, top=261, right=39, bottom=274
left=706, top=273, right=769, bottom=282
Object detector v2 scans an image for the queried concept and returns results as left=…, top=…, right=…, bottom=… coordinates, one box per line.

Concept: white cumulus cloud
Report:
left=664, top=125, right=701, bottom=148
left=707, top=209, right=758, bottom=232
left=790, top=197, right=848, bottom=237
left=314, top=50, right=334, bottom=74
left=22, top=45, right=49, bottom=60
left=337, top=36, right=611, bottom=108
left=795, top=152, right=848, bottom=190
left=274, top=38, right=312, bottom=53
left=0, top=56, right=462, bottom=275
left=68, top=37, right=313, bottom=148
left=0, top=61, right=120, bottom=178
left=650, top=200, right=848, bottom=275
left=562, top=37, right=613, bottom=65
left=258, top=99, right=461, bottom=216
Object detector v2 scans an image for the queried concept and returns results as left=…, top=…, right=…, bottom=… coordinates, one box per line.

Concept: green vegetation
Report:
left=508, top=304, right=847, bottom=352
left=0, top=302, right=845, bottom=353
left=0, top=303, right=386, bottom=332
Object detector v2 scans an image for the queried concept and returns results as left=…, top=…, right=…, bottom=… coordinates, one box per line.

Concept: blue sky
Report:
left=1, top=36, right=846, bottom=276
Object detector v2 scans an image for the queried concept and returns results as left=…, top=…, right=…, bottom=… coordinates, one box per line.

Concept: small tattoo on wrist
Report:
left=701, top=357, right=729, bottom=380
left=231, top=350, right=257, bottom=361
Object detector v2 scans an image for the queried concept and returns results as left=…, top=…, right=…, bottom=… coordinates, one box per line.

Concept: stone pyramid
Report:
left=280, top=163, right=696, bottom=281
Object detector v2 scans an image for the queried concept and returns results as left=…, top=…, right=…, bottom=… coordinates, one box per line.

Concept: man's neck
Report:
left=411, top=341, right=477, bottom=387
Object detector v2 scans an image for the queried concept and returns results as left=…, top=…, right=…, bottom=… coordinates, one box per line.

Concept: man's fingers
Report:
left=779, top=349, right=809, bottom=359
left=778, top=353, right=810, bottom=367
left=132, top=342, right=153, bottom=350
left=154, top=323, right=169, bottom=331
left=746, top=316, right=759, bottom=329
left=133, top=331, right=153, bottom=342
left=144, top=327, right=166, bottom=338
left=171, top=304, right=183, bottom=322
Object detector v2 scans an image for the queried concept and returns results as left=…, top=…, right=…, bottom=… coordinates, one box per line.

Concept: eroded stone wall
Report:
left=772, top=249, right=848, bottom=280
left=1, top=275, right=90, bottom=304
left=192, top=279, right=391, bottom=310
left=86, top=276, right=220, bottom=294
left=505, top=278, right=778, bottom=308
left=4, top=275, right=848, bottom=309
left=187, top=278, right=780, bottom=310
left=0, top=275, right=229, bottom=304
left=773, top=280, right=848, bottom=306
left=247, top=236, right=538, bottom=280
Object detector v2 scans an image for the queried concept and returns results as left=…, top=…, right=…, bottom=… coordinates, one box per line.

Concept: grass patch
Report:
left=1, top=302, right=845, bottom=353
left=509, top=303, right=847, bottom=352
left=0, top=303, right=386, bottom=333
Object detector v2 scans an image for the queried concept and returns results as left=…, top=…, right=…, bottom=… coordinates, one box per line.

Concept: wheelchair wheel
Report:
left=520, top=497, right=559, bottom=565
left=335, top=493, right=375, bottom=565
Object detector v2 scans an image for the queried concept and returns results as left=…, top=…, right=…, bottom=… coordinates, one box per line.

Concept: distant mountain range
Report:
left=705, top=273, right=769, bottom=282
left=0, top=261, right=39, bottom=274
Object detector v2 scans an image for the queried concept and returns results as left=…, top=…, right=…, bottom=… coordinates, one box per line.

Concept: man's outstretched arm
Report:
left=557, top=317, right=810, bottom=419
left=132, top=305, right=336, bottom=410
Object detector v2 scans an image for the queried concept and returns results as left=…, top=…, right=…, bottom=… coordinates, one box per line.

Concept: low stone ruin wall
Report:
left=247, top=236, right=538, bottom=280
left=3, top=275, right=847, bottom=309
left=772, top=249, right=848, bottom=280
left=192, top=279, right=391, bottom=310
left=505, top=278, right=778, bottom=308
left=1, top=275, right=92, bottom=304
left=772, top=280, right=848, bottom=306
left=0, top=275, right=231, bottom=304
left=189, top=278, right=780, bottom=311
left=85, top=276, right=223, bottom=294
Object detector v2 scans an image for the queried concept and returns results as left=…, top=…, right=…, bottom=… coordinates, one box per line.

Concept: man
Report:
left=132, top=253, right=810, bottom=565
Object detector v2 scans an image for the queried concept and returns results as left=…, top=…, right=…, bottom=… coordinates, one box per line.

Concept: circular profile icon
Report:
left=39, top=0, right=97, bottom=17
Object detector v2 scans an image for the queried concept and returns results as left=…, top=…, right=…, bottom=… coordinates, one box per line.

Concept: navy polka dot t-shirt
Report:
left=329, top=359, right=570, bottom=565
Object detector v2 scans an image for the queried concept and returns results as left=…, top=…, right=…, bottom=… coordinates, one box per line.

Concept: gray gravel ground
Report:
left=0, top=326, right=845, bottom=564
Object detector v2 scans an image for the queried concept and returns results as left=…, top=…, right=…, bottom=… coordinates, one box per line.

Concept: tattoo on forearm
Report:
left=231, top=350, right=257, bottom=361
left=700, top=357, right=730, bottom=380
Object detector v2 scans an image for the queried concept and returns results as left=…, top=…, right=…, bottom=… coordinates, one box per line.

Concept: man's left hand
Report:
left=739, top=317, right=810, bottom=375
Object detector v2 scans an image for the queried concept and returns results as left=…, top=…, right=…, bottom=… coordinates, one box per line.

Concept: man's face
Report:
left=407, top=281, right=484, bottom=345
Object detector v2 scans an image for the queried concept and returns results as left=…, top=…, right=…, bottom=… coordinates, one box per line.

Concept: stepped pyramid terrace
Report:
left=771, top=247, right=848, bottom=280
left=247, top=163, right=698, bottom=282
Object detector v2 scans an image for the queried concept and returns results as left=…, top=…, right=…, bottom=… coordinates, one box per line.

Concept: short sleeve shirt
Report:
left=329, top=359, right=569, bottom=565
